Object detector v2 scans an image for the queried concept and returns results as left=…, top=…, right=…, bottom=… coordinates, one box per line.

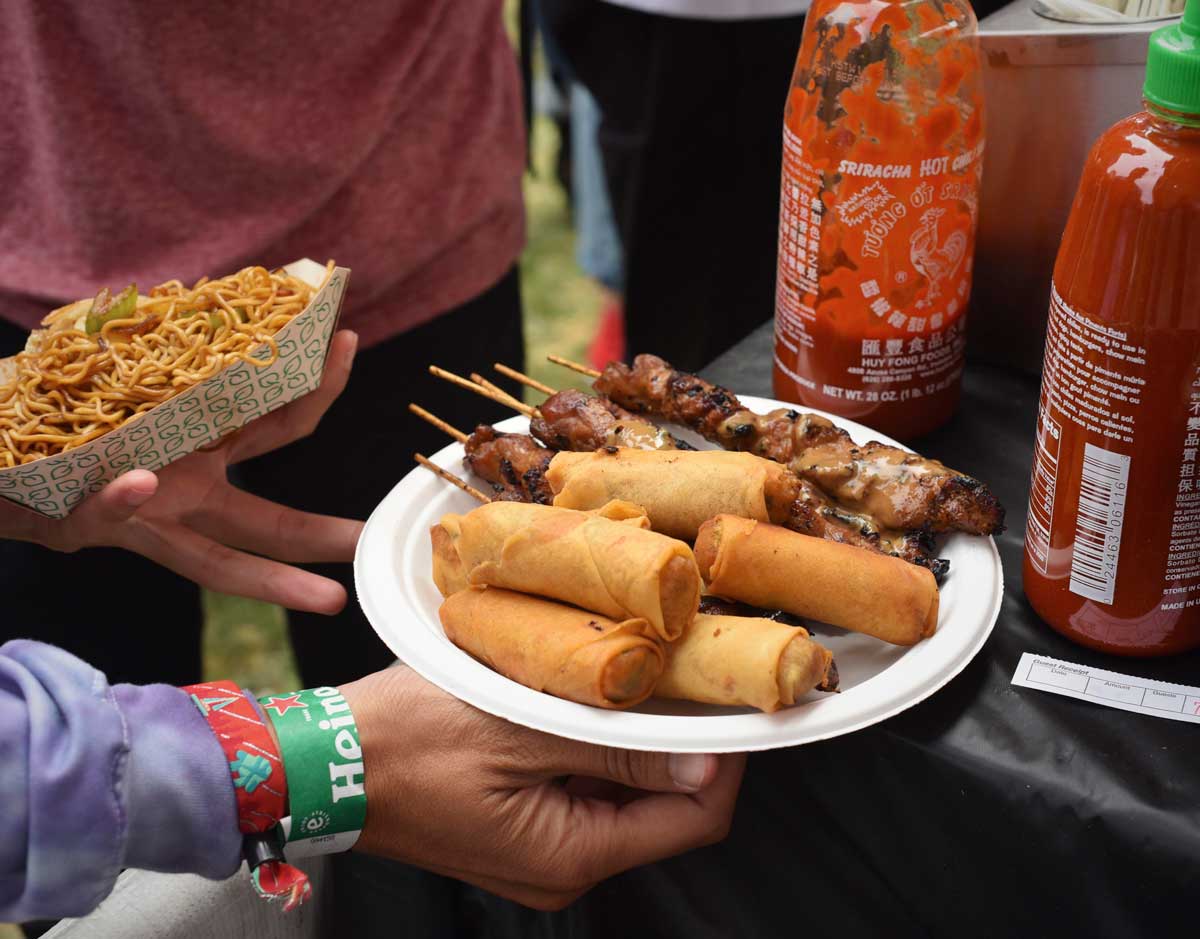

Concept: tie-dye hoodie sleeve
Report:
left=0, top=640, right=241, bottom=921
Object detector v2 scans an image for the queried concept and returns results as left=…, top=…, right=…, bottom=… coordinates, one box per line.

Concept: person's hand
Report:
left=0, top=330, right=363, bottom=613
left=341, top=665, right=746, bottom=911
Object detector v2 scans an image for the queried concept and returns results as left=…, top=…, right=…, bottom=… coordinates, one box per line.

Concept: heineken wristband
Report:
left=260, top=686, right=367, bottom=855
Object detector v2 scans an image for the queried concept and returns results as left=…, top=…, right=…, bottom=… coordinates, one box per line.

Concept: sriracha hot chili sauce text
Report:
left=1023, top=2, right=1200, bottom=656
left=773, top=0, right=984, bottom=441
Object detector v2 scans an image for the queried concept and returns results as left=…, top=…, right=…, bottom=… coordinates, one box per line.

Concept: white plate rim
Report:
left=354, top=395, right=1003, bottom=753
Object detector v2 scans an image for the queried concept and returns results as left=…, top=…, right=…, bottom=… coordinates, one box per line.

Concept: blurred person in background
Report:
left=539, top=0, right=810, bottom=372
left=573, top=83, right=629, bottom=369
left=532, top=3, right=628, bottom=369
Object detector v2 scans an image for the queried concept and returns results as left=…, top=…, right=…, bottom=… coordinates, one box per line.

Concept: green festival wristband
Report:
left=259, top=687, right=367, bottom=855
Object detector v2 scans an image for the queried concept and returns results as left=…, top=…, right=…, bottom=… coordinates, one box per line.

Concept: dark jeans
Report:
left=540, top=2, right=806, bottom=372
left=0, top=268, right=523, bottom=687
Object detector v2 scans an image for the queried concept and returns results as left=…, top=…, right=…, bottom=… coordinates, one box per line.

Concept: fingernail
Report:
left=669, top=753, right=710, bottom=792
left=124, top=484, right=155, bottom=506
left=121, top=471, right=157, bottom=504
left=342, top=331, right=359, bottom=366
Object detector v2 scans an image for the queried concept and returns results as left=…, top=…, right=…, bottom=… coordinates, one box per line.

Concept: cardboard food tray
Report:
left=0, top=258, right=349, bottom=518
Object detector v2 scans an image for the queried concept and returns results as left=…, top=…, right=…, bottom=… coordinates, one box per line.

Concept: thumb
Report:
left=78, top=470, right=159, bottom=530
left=546, top=740, right=718, bottom=794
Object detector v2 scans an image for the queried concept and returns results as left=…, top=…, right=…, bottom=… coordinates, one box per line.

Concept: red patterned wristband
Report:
left=182, top=680, right=289, bottom=833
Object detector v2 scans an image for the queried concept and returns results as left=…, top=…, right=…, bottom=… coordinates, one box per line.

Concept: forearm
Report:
left=0, top=640, right=241, bottom=922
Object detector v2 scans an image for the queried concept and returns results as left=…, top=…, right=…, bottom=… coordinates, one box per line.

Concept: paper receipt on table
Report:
left=1011, top=653, right=1200, bottom=725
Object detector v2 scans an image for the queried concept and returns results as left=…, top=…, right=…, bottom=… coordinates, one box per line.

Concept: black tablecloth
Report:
left=341, top=324, right=1199, bottom=939
left=467, top=322, right=1199, bottom=939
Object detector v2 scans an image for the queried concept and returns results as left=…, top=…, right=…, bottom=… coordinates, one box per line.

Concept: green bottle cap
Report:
left=1144, top=0, right=1200, bottom=116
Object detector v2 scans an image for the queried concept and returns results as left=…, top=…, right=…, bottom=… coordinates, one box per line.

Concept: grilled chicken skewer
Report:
left=484, top=365, right=947, bottom=575
left=550, top=353, right=1004, bottom=536
left=429, top=364, right=688, bottom=453
left=413, top=383, right=948, bottom=576
left=463, top=425, right=555, bottom=504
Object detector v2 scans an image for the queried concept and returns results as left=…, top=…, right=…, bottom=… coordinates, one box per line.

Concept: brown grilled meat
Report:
left=529, top=388, right=692, bottom=453
left=462, top=426, right=554, bottom=504
left=594, top=354, right=1005, bottom=536
left=782, top=476, right=947, bottom=578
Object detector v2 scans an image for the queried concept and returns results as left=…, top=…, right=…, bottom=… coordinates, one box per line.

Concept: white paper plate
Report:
left=354, top=395, right=1003, bottom=753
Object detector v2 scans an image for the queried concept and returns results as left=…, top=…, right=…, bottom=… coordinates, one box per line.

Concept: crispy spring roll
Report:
left=547, top=448, right=792, bottom=540
left=433, top=500, right=701, bottom=641
left=431, top=515, right=468, bottom=597
left=431, top=499, right=649, bottom=598
left=429, top=500, right=646, bottom=599
left=656, top=613, right=837, bottom=713
left=440, top=587, right=665, bottom=709
left=695, top=515, right=939, bottom=645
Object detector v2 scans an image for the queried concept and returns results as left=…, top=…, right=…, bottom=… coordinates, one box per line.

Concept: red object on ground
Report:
left=588, top=298, right=626, bottom=370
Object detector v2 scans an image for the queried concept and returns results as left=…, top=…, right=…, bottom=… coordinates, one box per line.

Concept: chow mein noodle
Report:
left=0, top=262, right=333, bottom=467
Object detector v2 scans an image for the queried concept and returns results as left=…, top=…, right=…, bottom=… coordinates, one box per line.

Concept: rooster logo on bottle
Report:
left=910, top=208, right=967, bottom=300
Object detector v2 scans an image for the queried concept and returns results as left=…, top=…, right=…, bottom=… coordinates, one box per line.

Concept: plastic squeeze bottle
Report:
left=773, top=0, right=984, bottom=441
left=1023, top=1, right=1200, bottom=657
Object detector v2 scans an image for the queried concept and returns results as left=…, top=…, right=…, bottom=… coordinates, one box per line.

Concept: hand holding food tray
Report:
left=0, top=259, right=348, bottom=518
left=355, top=358, right=1003, bottom=752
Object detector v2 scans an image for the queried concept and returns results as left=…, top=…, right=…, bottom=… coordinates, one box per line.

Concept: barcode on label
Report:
left=1069, top=443, right=1130, bottom=604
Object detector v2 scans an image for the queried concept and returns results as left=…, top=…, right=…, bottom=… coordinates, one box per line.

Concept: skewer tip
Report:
left=469, top=373, right=537, bottom=418
left=408, top=403, right=469, bottom=444
left=414, top=452, right=490, bottom=503
left=546, top=353, right=601, bottom=379
left=493, top=362, right=557, bottom=396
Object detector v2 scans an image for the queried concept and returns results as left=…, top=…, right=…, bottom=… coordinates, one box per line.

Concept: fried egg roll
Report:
left=440, top=587, right=665, bottom=708
left=431, top=515, right=468, bottom=597
left=695, top=515, right=939, bottom=645
left=433, top=500, right=701, bottom=641
left=430, top=499, right=651, bottom=598
left=655, top=613, right=837, bottom=713
left=547, top=448, right=792, bottom=540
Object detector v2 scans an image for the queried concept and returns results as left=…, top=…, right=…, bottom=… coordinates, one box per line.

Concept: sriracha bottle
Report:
left=773, top=0, right=984, bottom=441
left=1023, top=0, right=1200, bottom=656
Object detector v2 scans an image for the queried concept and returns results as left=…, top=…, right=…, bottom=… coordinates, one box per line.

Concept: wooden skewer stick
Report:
left=470, top=373, right=532, bottom=416
left=493, top=363, right=557, bottom=396
left=408, top=403, right=468, bottom=444
left=546, top=353, right=601, bottom=379
left=428, top=364, right=486, bottom=396
left=427, top=365, right=536, bottom=418
left=414, top=453, right=490, bottom=503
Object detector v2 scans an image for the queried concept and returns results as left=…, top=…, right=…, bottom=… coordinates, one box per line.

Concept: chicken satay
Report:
left=592, top=354, right=1005, bottom=536
left=462, top=425, right=554, bottom=503
left=480, top=374, right=945, bottom=572
left=429, top=374, right=948, bottom=569
left=529, top=388, right=692, bottom=452
left=781, top=474, right=948, bottom=578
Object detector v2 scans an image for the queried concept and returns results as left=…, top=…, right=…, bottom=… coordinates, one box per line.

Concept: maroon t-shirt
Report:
left=0, top=1, right=525, bottom=347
